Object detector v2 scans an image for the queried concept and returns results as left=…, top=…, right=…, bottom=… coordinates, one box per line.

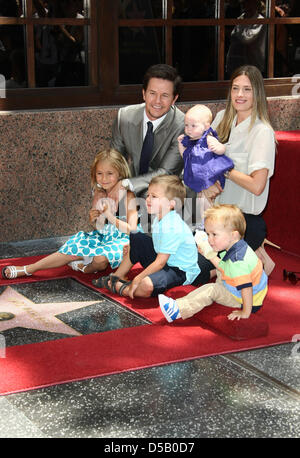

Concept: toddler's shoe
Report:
left=158, top=294, right=181, bottom=322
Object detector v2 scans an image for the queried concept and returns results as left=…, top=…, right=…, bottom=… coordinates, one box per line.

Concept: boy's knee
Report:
left=139, top=277, right=154, bottom=297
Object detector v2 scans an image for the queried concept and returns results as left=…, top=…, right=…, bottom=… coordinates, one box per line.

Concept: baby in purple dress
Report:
left=178, top=104, right=234, bottom=229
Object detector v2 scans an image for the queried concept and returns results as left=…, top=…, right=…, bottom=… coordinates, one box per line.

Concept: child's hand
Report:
left=108, top=180, right=127, bottom=204
left=194, top=231, right=217, bottom=260
left=95, top=213, right=106, bottom=231
left=89, top=208, right=100, bottom=224
left=227, top=309, right=251, bottom=321
left=123, top=244, right=129, bottom=257
left=127, top=277, right=140, bottom=299
left=197, top=245, right=203, bottom=256
left=95, top=198, right=106, bottom=213
left=177, top=134, right=185, bottom=157
left=207, top=136, right=226, bottom=155
left=98, top=197, right=116, bottom=217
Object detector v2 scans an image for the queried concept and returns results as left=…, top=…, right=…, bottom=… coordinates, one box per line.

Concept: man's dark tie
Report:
left=139, top=121, right=154, bottom=174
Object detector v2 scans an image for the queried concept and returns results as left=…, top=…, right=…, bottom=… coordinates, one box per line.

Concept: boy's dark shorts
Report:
left=129, top=231, right=186, bottom=296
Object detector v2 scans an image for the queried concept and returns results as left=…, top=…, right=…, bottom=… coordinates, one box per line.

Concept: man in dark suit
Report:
left=111, top=64, right=185, bottom=198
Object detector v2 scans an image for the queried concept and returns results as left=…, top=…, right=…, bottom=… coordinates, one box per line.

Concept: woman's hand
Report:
left=204, top=181, right=223, bottom=200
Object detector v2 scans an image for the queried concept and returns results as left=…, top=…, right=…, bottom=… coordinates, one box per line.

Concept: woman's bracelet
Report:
left=224, top=168, right=233, bottom=179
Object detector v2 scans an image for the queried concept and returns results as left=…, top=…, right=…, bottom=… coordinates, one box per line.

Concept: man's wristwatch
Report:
left=121, top=179, right=134, bottom=191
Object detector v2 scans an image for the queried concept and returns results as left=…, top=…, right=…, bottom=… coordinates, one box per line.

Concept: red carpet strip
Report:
left=0, top=247, right=299, bottom=395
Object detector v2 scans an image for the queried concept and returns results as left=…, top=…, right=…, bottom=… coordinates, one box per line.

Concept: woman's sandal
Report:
left=1, top=265, right=32, bottom=279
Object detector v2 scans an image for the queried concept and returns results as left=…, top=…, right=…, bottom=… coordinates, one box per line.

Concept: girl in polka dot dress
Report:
left=2, top=149, right=139, bottom=280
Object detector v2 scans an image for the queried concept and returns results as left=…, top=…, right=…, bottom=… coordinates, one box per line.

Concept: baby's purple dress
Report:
left=182, top=127, right=234, bottom=193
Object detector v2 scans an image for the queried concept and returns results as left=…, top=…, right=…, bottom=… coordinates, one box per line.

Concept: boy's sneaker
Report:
left=158, top=294, right=181, bottom=322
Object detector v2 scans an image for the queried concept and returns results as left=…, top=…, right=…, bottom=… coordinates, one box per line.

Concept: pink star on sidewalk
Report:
left=0, top=286, right=101, bottom=336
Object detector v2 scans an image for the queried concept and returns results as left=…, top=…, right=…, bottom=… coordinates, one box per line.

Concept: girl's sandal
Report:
left=1, top=265, right=32, bottom=279
left=68, top=260, right=87, bottom=273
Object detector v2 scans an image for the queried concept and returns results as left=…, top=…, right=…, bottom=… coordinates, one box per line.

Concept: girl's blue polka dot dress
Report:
left=59, top=219, right=129, bottom=269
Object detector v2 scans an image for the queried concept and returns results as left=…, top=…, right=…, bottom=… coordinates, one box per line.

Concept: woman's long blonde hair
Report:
left=216, top=65, right=274, bottom=143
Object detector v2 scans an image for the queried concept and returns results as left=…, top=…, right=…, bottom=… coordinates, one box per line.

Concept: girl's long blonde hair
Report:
left=90, top=148, right=131, bottom=190
left=216, top=65, right=274, bottom=143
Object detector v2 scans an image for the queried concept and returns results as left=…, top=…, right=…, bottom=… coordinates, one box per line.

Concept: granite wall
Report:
left=1, top=96, right=300, bottom=243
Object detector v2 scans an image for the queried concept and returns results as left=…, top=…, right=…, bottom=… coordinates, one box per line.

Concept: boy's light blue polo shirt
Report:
left=151, top=210, right=200, bottom=285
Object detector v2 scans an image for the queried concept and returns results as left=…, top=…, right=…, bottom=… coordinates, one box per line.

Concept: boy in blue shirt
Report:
left=93, top=175, right=200, bottom=298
